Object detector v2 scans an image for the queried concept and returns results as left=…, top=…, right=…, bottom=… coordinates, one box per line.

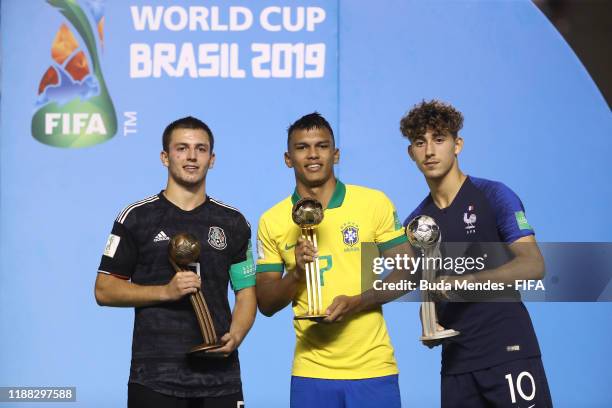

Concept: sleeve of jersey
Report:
left=98, top=221, right=138, bottom=280
left=374, top=193, right=409, bottom=252
left=491, top=183, right=535, bottom=243
left=255, top=216, right=284, bottom=273
left=228, top=217, right=256, bottom=291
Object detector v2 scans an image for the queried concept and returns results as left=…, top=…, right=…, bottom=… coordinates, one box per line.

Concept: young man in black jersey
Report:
left=95, top=116, right=256, bottom=408
left=401, top=100, right=552, bottom=407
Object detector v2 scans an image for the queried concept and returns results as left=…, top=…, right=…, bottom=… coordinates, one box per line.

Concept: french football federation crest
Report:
left=463, top=204, right=477, bottom=235
left=208, top=226, right=227, bottom=250
left=342, top=225, right=359, bottom=246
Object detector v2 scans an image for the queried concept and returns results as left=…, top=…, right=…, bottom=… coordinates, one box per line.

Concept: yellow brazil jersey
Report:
left=256, top=181, right=407, bottom=379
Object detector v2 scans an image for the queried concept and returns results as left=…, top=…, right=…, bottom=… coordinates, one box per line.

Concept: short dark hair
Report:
left=287, top=112, right=335, bottom=148
left=400, top=100, right=464, bottom=142
left=162, top=116, right=214, bottom=152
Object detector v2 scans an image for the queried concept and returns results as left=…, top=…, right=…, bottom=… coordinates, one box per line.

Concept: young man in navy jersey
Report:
left=95, top=116, right=256, bottom=408
left=400, top=100, right=552, bottom=407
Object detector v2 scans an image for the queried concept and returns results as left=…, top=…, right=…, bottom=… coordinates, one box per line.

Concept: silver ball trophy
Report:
left=406, top=215, right=460, bottom=341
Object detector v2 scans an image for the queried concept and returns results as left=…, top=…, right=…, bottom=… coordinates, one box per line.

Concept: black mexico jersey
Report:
left=406, top=176, right=541, bottom=375
left=98, top=192, right=255, bottom=397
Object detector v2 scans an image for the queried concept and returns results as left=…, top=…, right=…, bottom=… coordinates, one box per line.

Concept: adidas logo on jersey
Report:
left=154, top=231, right=170, bottom=242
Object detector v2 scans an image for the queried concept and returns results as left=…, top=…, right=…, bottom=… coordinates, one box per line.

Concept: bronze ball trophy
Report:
left=168, top=233, right=222, bottom=353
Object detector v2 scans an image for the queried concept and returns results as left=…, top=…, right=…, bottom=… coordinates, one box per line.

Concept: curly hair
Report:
left=400, top=100, right=464, bottom=141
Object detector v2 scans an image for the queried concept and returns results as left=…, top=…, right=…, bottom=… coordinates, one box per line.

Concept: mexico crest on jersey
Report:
left=208, top=226, right=227, bottom=250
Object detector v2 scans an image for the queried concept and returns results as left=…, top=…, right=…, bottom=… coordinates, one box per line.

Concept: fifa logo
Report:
left=31, top=0, right=117, bottom=148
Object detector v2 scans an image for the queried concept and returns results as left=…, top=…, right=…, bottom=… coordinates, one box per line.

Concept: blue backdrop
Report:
left=1, top=1, right=611, bottom=407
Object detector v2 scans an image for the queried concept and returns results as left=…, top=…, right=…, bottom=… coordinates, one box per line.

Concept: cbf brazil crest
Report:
left=208, top=226, right=227, bottom=250
left=341, top=224, right=359, bottom=246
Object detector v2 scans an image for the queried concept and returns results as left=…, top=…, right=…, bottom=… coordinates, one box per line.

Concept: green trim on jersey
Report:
left=291, top=180, right=347, bottom=209
left=377, top=234, right=409, bottom=252
left=256, top=263, right=284, bottom=273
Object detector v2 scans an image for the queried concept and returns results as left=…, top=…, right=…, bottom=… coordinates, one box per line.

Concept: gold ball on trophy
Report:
left=168, top=232, right=201, bottom=267
left=292, top=197, right=324, bottom=227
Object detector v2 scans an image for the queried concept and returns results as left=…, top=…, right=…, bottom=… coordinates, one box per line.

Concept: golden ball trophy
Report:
left=292, top=197, right=329, bottom=322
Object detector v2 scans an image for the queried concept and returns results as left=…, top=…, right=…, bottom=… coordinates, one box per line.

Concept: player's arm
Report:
left=326, top=194, right=417, bottom=322
left=256, top=234, right=320, bottom=316
left=325, top=241, right=418, bottom=321
left=95, top=272, right=200, bottom=307
left=432, top=235, right=544, bottom=300
left=362, top=241, right=419, bottom=305
left=255, top=215, right=306, bottom=316
left=476, top=186, right=545, bottom=283
left=471, top=235, right=545, bottom=284
left=256, top=271, right=299, bottom=316
left=210, top=230, right=258, bottom=355
left=210, top=286, right=257, bottom=356
left=95, top=218, right=200, bottom=307
left=435, top=185, right=545, bottom=297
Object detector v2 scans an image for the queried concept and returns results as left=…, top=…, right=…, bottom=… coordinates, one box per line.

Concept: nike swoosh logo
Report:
left=284, top=243, right=297, bottom=250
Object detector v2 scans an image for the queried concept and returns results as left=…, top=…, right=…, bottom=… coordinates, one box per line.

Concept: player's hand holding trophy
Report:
left=168, top=232, right=222, bottom=354
left=292, top=197, right=329, bottom=322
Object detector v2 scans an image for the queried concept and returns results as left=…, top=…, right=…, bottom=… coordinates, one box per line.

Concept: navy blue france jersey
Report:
left=406, top=176, right=542, bottom=375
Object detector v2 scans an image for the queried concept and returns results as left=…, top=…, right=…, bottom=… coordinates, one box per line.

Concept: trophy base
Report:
left=188, top=342, right=224, bottom=356
left=420, top=329, right=460, bottom=341
left=294, top=313, right=329, bottom=323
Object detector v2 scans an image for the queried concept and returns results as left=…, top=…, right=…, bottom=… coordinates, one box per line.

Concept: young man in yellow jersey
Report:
left=255, top=112, right=411, bottom=408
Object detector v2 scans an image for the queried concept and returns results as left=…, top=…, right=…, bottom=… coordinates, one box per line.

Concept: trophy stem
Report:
left=294, top=227, right=328, bottom=321
left=190, top=294, right=210, bottom=342
left=312, top=232, right=323, bottom=315
left=420, top=246, right=460, bottom=341
left=291, top=197, right=328, bottom=322
left=303, top=231, right=314, bottom=315
left=190, top=291, right=217, bottom=345
left=421, top=264, right=435, bottom=337
left=199, top=294, right=218, bottom=344
left=304, top=228, right=320, bottom=315
left=169, top=258, right=219, bottom=349
left=421, top=300, right=435, bottom=337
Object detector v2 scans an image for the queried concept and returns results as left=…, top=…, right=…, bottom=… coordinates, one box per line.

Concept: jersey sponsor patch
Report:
left=515, top=211, right=532, bottom=230
left=208, top=226, right=227, bottom=250
left=103, top=234, right=120, bottom=258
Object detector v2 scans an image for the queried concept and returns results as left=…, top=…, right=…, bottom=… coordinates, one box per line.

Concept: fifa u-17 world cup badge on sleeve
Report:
left=515, top=211, right=532, bottom=230
left=104, top=234, right=120, bottom=258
